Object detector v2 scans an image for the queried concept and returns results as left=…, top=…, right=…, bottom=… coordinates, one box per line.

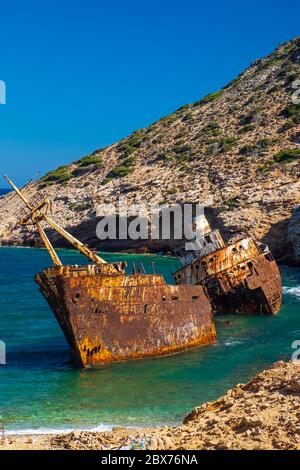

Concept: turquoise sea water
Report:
left=0, top=246, right=299, bottom=433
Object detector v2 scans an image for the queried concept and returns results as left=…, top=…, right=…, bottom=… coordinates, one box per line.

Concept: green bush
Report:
left=123, top=156, right=135, bottom=167
left=173, top=145, right=191, bottom=154
left=222, top=75, right=242, bottom=90
left=91, top=147, right=107, bottom=155
left=267, top=84, right=281, bottom=95
left=282, top=104, right=300, bottom=118
left=257, top=165, right=272, bottom=174
left=101, top=177, right=113, bottom=185
left=176, top=104, right=191, bottom=113
left=283, top=118, right=300, bottom=130
left=72, top=167, right=87, bottom=177
left=219, top=137, right=238, bottom=152
left=272, top=148, right=300, bottom=164
left=42, top=166, right=73, bottom=185
left=69, top=201, right=91, bottom=212
left=240, top=107, right=263, bottom=126
left=193, top=90, right=223, bottom=107
left=108, top=166, right=134, bottom=178
left=229, top=105, right=240, bottom=113
left=168, top=188, right=177, bottom=195
left=107, top=156, right=135, bottom=178
left=207, top=137, right=237, bottom=155
left=281, top=42, right=295, bottom=54
left=152, top=137, right=163, bottom=144
left=181, top=112, right=194, bottom=122
left=265, top=56, right=281, bottom=67
left=239, top=124, right=256, bottom=134
left=240, top=138, right=273, bottom=156
left=118, top=143, right=137, bottom=157
left=175, top=131, right=186, bottom=140
left=204, top=121, right=220, bottom=130
left=77, top=155, right=103, bottom=167
left=258, top=138, right=273, bottom=149
left=117, top=130, right=146, bottom=157
left=159, top=113, right=178, bottom=125
left=39, top=180, right=55, bottom=187
left=240, top=144, right=256, bottom=156
left=282, top=104, right=300, bottom=127
left=220, top=198, right=240, bottom=212
left=155, top=152, right=171, bottom=162
left=203, top=121, right=221, bottom=136
left=179, top=163, right=188, bottom=170
left=122, top=130, right=145, bottom=150
left=173, top=154, right=189, bottom=163
left=174, top=139, right=185, bottom=147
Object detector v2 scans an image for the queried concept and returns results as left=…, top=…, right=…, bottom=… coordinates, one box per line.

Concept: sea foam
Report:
left=283, top=286, right=300, bottom=300
left=6, top=423, right=114, bottom=436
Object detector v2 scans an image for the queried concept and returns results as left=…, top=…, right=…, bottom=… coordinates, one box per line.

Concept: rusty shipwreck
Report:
left=173, top=216, right=282, bottom=315
left=4, top=176, right=216, bottom=367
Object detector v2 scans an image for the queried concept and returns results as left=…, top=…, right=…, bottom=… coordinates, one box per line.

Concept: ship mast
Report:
left=4, top=175, right=107, bottom=266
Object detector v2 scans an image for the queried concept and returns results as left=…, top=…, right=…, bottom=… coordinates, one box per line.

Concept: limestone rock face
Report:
left=288, top=205, right=300, bottom=265
left=0, top=37, right=300, bottom=262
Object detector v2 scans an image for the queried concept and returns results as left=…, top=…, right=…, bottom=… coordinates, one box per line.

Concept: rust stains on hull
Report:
left=35, top=264, right=216, bottom=367
left=173, top=238, right=282, bottom=315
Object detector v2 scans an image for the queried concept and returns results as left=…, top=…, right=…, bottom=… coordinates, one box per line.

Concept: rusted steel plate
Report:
left=174, top=238, right=282, bottom=316
left=35, top=265, right=216, bottom=367
left=173, top=238, right=260, bottom=284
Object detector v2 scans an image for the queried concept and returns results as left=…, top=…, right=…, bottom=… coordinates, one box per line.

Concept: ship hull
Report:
left=173, top=238, right=282, bottom=315
left=203, top=255, right=282, bottom=315
left=35, top=264, right=216, bottom=367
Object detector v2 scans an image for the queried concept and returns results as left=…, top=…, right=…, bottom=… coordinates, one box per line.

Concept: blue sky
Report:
left=0, top=0, right=299, bottom=186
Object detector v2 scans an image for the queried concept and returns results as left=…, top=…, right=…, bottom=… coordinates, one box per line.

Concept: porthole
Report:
left=72, top=292, right=81, bottom=304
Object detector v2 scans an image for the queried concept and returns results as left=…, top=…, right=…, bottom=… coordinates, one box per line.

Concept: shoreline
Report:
left=1, top=361, right=299, bottom=451
left=0, top=244, right=294, bottom=267
left=0, top=244, right=176, bottom=258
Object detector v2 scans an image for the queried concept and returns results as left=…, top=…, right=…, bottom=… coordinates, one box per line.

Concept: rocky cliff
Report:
left=0, top=37, right=300, bottom=263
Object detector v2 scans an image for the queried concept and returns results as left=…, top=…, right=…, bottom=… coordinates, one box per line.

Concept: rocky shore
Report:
left=1, top=361, right=299, bottom=450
